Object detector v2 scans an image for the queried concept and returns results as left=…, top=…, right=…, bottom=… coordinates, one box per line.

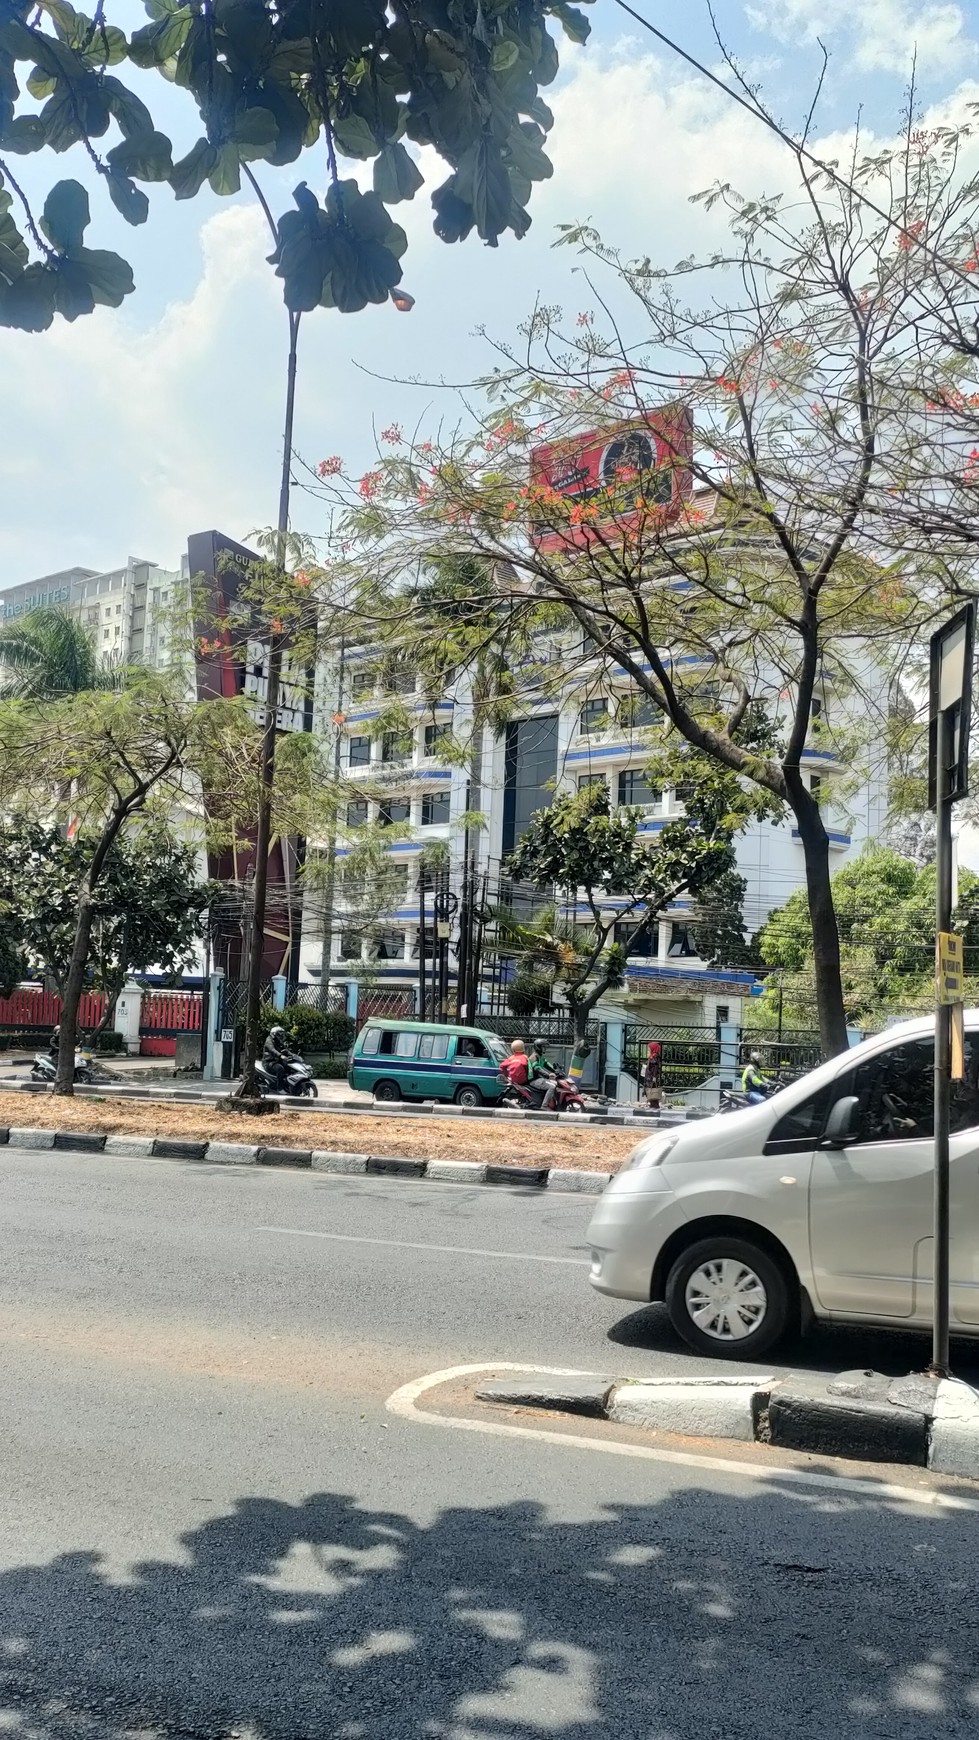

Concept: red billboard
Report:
left=529, top=407, right=692, bottom=553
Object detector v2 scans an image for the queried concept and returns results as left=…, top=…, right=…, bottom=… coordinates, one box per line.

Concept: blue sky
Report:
left=2, top=0, right=977, bottom=586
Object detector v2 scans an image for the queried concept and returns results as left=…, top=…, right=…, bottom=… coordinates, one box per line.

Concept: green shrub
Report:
left=257, top=1004, right=354, bottom=1055
left=92, top=1029, right=126, bottom=1054
left=314, top=1057, right=348, bottom=1079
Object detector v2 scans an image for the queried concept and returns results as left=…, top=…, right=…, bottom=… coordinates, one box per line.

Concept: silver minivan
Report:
left=587, top=1014, right=979, bottom=1358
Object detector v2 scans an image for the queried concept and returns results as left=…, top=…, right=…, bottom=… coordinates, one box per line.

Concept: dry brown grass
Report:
left=0, top=1091, right=637, bottom=1172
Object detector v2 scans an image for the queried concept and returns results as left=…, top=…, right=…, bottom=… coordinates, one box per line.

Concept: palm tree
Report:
left=0, top=608, right=120, bottom=700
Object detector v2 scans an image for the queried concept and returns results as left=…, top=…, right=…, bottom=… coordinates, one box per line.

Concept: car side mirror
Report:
left=821, top=1094, right=859, bottom=1149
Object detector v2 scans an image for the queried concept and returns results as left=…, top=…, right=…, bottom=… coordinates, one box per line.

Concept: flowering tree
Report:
left=309, top=120, right=979, bottom=1058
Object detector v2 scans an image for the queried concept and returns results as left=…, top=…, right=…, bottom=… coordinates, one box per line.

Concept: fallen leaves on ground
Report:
left=0, top=1091, right=637, bottom=1172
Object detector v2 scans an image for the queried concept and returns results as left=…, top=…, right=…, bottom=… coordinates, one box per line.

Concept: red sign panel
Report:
left=529, top=408, right=693, bottom=553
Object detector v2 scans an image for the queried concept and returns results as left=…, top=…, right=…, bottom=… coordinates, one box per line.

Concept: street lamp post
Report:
left=928, top=602, right=975, bottom=1378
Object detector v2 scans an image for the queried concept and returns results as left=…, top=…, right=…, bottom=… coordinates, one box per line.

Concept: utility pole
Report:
left=928, top=602, right=975, bottom=1378
left=318, top=637, right=346, bottom=1010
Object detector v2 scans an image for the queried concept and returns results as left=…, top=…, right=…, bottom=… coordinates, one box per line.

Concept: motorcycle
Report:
left=719, top=1077, right=787, bottom=1115
left=499, top=1070, right=586, bottom=1113
left=254, top=1055, right=319, bottom=1099
left=31, top=1048, right=95, bottom=1085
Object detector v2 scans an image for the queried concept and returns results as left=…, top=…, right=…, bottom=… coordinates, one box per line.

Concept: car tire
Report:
left=664, top=1236, right=793, bottom=1359
left=373, top=1080, right=401, bottom=1103
left=454, top=1084, right=482, bottom=1108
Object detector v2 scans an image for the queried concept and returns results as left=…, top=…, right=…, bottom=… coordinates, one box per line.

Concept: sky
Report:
left=2, top=0, right=978, bottom=587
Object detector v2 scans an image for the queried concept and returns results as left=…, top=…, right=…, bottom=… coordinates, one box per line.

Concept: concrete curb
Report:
left=0, top=1125, right=613, bottom=1195
left=477, top=1368, right=979, bottom=1474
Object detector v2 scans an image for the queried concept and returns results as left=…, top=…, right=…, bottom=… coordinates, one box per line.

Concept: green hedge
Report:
left=93, top=1030, right=126, bottom=1054
left=256, top=1004, right=355, bottom=1055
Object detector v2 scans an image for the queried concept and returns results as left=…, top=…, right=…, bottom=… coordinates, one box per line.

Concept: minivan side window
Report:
left=765, top=1083, right=832, bottom=1154
left=418, top=1033, right=449, bottom=1059
left=394, top=1031, right=419, bottom=1058
left=835, top=1036, right=979, bottom=1145
left=360, top=1027, right=381, bottom=1056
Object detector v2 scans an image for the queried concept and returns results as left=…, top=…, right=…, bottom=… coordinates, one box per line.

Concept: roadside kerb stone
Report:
left=546, top=1168, right=611, bottom=1194
left=477, top=1376, right=616, bottom=1418
left=311, top=1151, right=368, bottom=1174
left=426, top=1160, right=488, bottom=1185
left=257, top=1146, right=312, bottom=1169
left=9, top=1127, right=55, bottom=1149
left=609, top=1376, right=774, bottom=1442
left=53, top=1131, right=105, bottom=1153
left=367, top=1155, right=427, bottom=1179
left=104, top=1135, right=155, bottom=1157
left=928, top=1379, right=979, bottom=1477
left=0, top=1128, right=8, bottom=1145
left=767, top=1374, right=930, bottom=1465
left=485, top=1163, right=548, bottom=1188
left=206, top=1141, right=259, bottom=1165
left=151, top=1138, right=207, bottom=1161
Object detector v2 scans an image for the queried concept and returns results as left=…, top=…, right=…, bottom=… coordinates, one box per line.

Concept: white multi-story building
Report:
left=300, top=626, right=889, bottom=1031
left=0, top=558, right=184, bottom=673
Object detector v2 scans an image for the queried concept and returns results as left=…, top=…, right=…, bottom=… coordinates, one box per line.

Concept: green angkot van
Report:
left=348, top=1020, right=510, bottom=1107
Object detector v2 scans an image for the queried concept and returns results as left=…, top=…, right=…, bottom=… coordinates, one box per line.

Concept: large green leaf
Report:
left=544, top=2, right=590, bottom=43
left=103, top=75, right=154, bottom=138
left=40, top=177, right=89, bottom=252
left=232, top=104, right=277, bottom=160
left=73, top=245, right=134, bottom=307
left=107, top=129, right=173, bottom=181
left=470, top=137, right=511, bottom=243
left=170, top=137, right=217, bottom=199
left=332, top=111, right=378, bottom=160
left=105, top=170, right=150, bottom=226
left=490, top=38, right=520, bottom=72
left=54, top=256, right=95, bottom=319
left=0, top=112, right=45, bottom=152
left=208, top=139, right=240, bottom=195
left=0, top=207, right=28, bottom=285
left=372, top=141, right=423, bottom=203
left=0, top=261, right=57, bottom=329
left=128, top=4, right=193, bottom=67
left=506, top=120, right=552, bottom=181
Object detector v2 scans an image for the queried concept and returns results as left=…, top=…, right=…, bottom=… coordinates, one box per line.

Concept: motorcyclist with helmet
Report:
left=741, top=1051, right=771, bottom=1105
left=262, top=1024, right=298, bottom=1094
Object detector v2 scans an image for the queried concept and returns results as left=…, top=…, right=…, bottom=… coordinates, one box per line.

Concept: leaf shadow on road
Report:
left=1, top=1470, right=978, bottom=1737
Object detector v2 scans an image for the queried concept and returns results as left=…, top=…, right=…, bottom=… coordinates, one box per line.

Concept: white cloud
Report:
left=745, top=0, right=976, bottom=76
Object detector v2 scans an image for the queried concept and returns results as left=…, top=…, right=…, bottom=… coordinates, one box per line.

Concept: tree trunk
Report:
left=54, top=890, right=95, bottom=1095
left=794, top=802, right=849, bottom=1059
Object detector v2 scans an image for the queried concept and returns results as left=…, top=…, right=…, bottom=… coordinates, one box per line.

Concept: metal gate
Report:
left=623, top=1024, right=824, bottom=1096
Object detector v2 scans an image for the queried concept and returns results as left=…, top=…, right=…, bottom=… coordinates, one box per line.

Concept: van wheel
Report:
left=454, top=1084, right=482, bottom=1108
left=665, top=1237, right=792, bottom=1359
left=373, top=1080, right=401, bottom=1103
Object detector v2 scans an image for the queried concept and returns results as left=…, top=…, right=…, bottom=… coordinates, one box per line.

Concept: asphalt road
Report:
left=2, top=1143, right=979, bottom=1737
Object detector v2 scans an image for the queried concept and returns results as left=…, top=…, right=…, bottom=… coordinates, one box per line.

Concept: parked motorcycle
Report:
left=254, top=1056, right=319, bottom=1099
left=499, top=1071, right=586, bottom=1113
left=31, top=1048, right=95, bottom=1085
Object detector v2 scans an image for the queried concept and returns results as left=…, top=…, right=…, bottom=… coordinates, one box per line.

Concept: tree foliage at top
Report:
left=0, top=0, right=588, bottom=330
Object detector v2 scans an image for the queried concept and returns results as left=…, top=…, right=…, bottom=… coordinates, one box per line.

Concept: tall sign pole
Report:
left=928, top=602, right=975, bottom=1378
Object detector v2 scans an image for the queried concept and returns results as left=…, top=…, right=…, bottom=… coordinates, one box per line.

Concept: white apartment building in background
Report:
left=0, top=558, right=184, bottom=672
left=301, top=626, right=890, bottom=1032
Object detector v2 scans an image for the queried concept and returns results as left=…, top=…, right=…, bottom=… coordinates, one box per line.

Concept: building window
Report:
left=346, top=800, right=368, bottom=827
left=340, top=931, right=362, bottom=960
left=380, top=865, right=410, bottom=906
left=102, top=627, right=110, bottom=641
left=502, top=714, right=558, bottom=857
left=348, top=735, right=371, bottom=767
left=385, top=662, right=415, bottom=695
left=579, top=698, right=609, bottom=735
left=811, top=695, right=824, bottom=737
left=374, top=929, right=405, bottom=960
left=378, top=799, right=411, bottom=827
left=614, top=920, right=657, bottom=957
left=421, top=790, right=450, bottom=825
left=423, top=723, right=450, bottom=759
left=668, top=923, right=697, bottom=957
left=382, top=730, right=411, bottom=764
left=577, top=774, right=606, bottom=793
left=809, top=774, right=823, bottom=807
left=350, top=668, right=374, bottom=699
left=617, top=769, right=660, bottom=807
left=618, top=692, right=660, bottom=730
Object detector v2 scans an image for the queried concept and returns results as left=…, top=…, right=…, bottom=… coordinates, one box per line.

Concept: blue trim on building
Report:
left=791, top=827, right=851, bottom=846
left=628, top=963, right=758, bottom=987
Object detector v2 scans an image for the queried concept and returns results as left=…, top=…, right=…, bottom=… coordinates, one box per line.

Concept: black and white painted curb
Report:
left=477, top=1368, right=979, bottom=1478
left=0, top=1125, right=612, bottom=1194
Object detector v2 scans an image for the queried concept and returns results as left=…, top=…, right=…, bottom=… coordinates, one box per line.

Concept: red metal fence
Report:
left=0, top=987, right=106, bottom=1034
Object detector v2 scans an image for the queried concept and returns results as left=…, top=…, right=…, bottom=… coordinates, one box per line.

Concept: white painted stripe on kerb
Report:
left=257, top=1227, right=589, bottom=1265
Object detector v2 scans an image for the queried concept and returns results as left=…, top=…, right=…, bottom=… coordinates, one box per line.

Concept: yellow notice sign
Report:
left=937, top=932, right=965, bottom=1005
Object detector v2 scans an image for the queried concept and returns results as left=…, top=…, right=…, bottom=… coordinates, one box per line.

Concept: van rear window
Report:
left=360, top=1027, right=381, bottom=1056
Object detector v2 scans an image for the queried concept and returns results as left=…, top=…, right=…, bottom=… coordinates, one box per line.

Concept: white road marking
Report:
left=385, top=1362, right=979, bottom=1514
left=257, top=1227, right=589, bottom=1265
